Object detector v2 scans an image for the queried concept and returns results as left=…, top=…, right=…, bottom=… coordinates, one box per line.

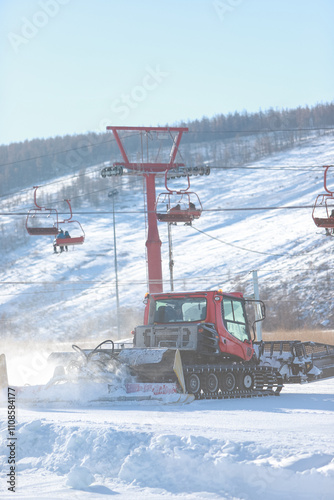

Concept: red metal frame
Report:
left=107, top=126, right=188, bottom=172
left=312, top=166, right=334, bottom=229
left=312, top=194, right=334, bottom=228
left=155, top=169, right=203, bottom=223
left=55, top=199, right=85, bottom=246
left=323, top=165, right=334, bottom=194
left=163, top=169, right=191, bottom=193
left=156, top=193, right=202, bottom=224
left=107, top=126, right=189, bottom=293
left=26, top=186, right=59, bottom=236
left=26, top=188, right=85, bottom=244
left=55, top=233, right=84, bottom=246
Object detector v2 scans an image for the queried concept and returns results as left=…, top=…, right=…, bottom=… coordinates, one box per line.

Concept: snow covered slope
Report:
left=1, top=134, right=334, bottom=345
left=0, top=134, right=334, bottom=499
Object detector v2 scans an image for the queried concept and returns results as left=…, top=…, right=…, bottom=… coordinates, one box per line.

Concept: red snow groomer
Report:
left=43, top=289, right=334, bottom=402
left=125, top=289, right=334, bottom=399
left=3, top=290, right=334, bottom=404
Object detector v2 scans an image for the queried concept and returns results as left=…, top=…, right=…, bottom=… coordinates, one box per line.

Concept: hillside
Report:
left=1, top=132, right=334, bottom=349
left=1, top=103, right=333, bottom=196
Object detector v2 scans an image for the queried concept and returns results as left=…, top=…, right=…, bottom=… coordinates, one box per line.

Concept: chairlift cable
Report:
left=4, top=202, right=334, bottom=216
left=190, top=225, right=285, bottom=257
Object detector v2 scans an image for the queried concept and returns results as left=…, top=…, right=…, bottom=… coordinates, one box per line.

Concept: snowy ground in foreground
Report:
left=0, top=379, right=333, bottom=500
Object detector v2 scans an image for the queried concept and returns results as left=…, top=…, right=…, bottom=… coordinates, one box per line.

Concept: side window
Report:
left=223, top=299, right=233, bottom=320
left=233, top=300, right=245, bottom=323
left=222, top=298, right=250, bottom=341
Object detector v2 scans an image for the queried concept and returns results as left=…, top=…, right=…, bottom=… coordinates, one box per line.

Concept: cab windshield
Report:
left=151, top=298, right=207, bottom=323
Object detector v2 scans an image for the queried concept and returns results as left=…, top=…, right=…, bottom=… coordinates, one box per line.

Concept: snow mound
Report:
left=1, top=410, right=332, bottom=499
left=118, top=434, right=334, bottom=498
left=66, top=465, right=95, bottom=489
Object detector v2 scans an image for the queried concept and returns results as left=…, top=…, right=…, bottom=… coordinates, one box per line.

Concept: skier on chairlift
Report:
left=168, top=203, right=181, bottom=213
left=55, top=228, right=65, bottom=253
left=64, top=230, right=70, bottom=251
left=325, top=210, right=334, bottom=236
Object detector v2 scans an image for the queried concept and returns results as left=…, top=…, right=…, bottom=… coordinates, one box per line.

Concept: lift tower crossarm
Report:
left=106, top=126, right=188, bottom=172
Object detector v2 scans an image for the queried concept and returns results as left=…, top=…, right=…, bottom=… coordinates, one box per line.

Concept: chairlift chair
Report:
left=312, top=193, right=334, bottom=229
left=55, top=199, right=85, bottom=247
left=55, top=224, right=85, bottom=247
left=312, top=166, right=334, bottom=231
left=155, top=169, right=203, bottom=224
left=156, top=192, right=202, bottom=223
left=26, top=186, right=59, bottom=236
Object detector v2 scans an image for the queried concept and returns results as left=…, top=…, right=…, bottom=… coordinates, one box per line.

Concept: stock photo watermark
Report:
left=99, top=64, right=169, bottom=127
left=16, top=351, right=50, bottom=383
left=8, top=0, right=71, bottom=54
left=213, top=0, right=243, bottom=21
left=6, top=387, right=16, bottom=493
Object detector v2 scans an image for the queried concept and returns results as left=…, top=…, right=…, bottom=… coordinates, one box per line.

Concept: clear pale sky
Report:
left=1, top=0, right=333, bottom=145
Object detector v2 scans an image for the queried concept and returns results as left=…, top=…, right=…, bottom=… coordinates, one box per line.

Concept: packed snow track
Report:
left=0, top=379, right=333, bottom=499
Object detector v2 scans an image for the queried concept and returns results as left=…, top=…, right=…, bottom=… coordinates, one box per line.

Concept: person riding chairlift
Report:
left=168, top=203, right=181, bottom=213
left=169, top=202, right=196, bottom=213
left=64, top=230, right=70, bottom=251
left=325, top=210, right=334, bottom=236
left=54, top=228, right=66, bottom=253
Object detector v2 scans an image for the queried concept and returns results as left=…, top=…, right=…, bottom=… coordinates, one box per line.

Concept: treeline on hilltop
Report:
left=179, top=102, right=334, bottom=142
left=0, top=102, right=333, bottom=196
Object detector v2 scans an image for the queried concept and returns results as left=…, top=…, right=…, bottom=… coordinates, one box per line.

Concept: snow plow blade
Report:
left=11, top=381, right=194, bottom=406
left=48, top=343, right=188, bottom=388
left=117, top=348, right=185, bottom=385
left=8, top=343, right=194, bottom=406
left=107, top=382, right=194, bottom=404
left=0, top=354, right=8, bottom=392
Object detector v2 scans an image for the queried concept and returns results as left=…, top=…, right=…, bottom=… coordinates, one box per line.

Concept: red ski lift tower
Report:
left=102, top=126, right=188, bottom=293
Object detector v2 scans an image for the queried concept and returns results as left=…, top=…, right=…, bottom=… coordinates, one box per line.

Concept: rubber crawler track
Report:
left=185, top=363, right=284, bottom=400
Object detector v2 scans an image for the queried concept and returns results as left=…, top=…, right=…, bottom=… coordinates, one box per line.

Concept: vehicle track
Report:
left=185, top=364, right=283, bottom=400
